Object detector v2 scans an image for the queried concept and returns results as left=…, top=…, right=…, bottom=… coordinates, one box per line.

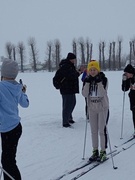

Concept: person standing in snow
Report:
left=0, top=59, right=29, bottom=180
left=57, top=52, right=84, bottom=128
left=122, top=64, right=135, bottom=136
left=82, top=60, right=109, bottom=162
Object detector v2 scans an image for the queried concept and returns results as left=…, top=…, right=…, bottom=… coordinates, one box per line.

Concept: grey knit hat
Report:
left=1, top=59, right=19, bottom=79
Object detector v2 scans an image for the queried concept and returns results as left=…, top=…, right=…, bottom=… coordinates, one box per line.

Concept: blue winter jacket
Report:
left=0, top=80, right=29, bottom=132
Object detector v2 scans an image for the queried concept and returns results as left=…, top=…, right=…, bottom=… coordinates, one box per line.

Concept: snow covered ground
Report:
left=1, top=70, right=135, bottom=180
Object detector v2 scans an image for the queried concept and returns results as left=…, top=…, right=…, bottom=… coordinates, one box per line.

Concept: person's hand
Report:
left=122, top=73, right=127, bottom=81
left=22, top=85, right=27, bottom=93
left=94, top=74, right=102, bottom=83
left=78, top=65, right=86, bottom=73
left=84, top=75, right=94, bottom=83
left=19, top=79, right=27, bottom=93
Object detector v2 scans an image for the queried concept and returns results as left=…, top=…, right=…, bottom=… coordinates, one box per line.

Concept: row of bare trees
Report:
left=3, top=37, right=135, bottom=72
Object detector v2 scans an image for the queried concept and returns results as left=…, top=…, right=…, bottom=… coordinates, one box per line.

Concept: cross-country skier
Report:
left=82, top=60, right=109, bottom=162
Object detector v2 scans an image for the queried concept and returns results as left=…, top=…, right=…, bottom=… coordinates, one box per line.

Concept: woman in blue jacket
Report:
left=0, top=59, right=29, bottom=180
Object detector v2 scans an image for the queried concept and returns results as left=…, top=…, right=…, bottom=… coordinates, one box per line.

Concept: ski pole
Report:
left=106, top=127, right=118, bottom=169
left=103, top=110, right=118, bottom=169
left=0, top=168, right=2, bottom=180
left=120, top=89, right=126, bottom=139
left=82, top=99, right=89, bottom=160
left=82, top=115, right=88, bottom=160
left=0, top=166, right=15, bottom=180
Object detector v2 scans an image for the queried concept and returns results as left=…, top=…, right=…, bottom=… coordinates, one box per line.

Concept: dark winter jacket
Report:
left=122, top=75, right=135, bottom=111
left=58, top=59, right=80, bottom=95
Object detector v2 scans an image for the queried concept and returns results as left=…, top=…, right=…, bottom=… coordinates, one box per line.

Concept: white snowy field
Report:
left=1, top=71, right=135, bottom=180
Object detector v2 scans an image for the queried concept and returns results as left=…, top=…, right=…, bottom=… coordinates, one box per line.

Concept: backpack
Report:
left=53, top=68, right=65, bottom=89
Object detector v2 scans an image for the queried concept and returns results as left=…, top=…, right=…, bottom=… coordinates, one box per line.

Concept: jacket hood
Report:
left=59, top=59, right=72, bottom=67
left=1, top=80, right=22, bottom=97
left=59, top=59, right=67, bottom=66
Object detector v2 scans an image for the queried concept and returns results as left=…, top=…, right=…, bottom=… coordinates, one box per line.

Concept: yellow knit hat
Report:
left=87, top=60, right=100, bottom=72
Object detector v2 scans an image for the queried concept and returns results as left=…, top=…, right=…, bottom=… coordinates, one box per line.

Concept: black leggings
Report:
left=132, top=110, right=135, bottom=129
left=104, top=110, right=109, bottom=149
left=1, top=123, right=22, bottom=180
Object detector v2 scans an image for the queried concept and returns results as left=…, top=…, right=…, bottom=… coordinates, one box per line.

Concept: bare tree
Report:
left=117, top=37, right=122, bottom=70
left=102, top=41, right=105, bottom=70
left=132, top=41, right=135, bottom=57
left=78, top=37, right=85, bottom=65
left=45, top=41, right=53, bottom=72
left=99, top=42, right=102, bottom=68
left=86, top=38, right=90, bottom=65
left=72, top=39, right=77, bottom=66
left=89, top=43, right=93, bottom=62
left=72, top=39, right=77, bottom=55
left=108, top=42, right=112, bottom=70
left=28, top=37, right=38, bottom=72
left=131, top=38, right=135, bottom=61
left=54, top=39, right=61, bottom=70
left=12, top=45, right=16, bottom=61
left=5, top=42, right=13, bottom=59
left=18, top=41, right=26, bottom=72
left=129, top=41, right=132, bottom=64
left=112, top=41, right=116, bottom=70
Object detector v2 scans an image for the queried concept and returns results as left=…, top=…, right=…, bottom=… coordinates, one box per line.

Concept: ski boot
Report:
left=89, top=149, right=99, bottom=162
left=97, top=150, right=106, bottom=162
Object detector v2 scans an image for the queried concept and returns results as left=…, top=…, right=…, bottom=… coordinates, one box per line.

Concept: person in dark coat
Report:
left=122, top=64, right=135, bottom=136
left=58, top=52, right=83, bottom=127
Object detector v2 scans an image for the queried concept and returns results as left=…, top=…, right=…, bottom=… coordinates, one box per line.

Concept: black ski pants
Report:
left=132, top=109, right=135, bottom=129
left=1, top=123, right=22, bottom=180
left=62, top=94, right=76, bottom=125
left=104, top=109, right=109, bottom=149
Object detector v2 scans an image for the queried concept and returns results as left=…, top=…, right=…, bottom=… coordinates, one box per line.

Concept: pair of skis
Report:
left=70, top=141, right=135, bottom=180
left=52, top=136, right=135, bottom=180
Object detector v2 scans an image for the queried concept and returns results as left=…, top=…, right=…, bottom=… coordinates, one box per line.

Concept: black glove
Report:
left=100, top=72, right=105, bottom=79
left=22, top=85, right=27, bottom=93
left=84, top=75, right=95, bottom=83
left=94, top=74, right=102, bottom=83
left=19, top=79, right=27, bottom=93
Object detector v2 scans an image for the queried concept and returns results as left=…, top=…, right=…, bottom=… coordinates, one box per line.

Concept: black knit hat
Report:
left=66, top=52, right=76, bottom=60
left=124, top=64, right=135, bottom=74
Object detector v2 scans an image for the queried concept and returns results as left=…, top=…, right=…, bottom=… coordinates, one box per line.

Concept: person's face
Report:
left=88, top=67, right=99, bottom=77
left=70, top=59, right=76, bottom=64
left=125, top=72, right=133, bottom=79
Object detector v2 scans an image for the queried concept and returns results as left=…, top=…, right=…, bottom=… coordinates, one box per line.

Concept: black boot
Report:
left=89, top=149, right=99, bottom=162
left=97, top=150, right=106, bottom=162
left=63, top=123, right=71, bottom=128
left=69, top=119, right=75, bottom=124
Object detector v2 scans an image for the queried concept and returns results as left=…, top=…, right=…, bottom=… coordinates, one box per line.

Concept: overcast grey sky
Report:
left=0, top=0, right=135, bottom=61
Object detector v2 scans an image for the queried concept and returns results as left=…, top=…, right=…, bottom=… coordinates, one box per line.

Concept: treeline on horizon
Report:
left=1, top=36, right=135, bottom=72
